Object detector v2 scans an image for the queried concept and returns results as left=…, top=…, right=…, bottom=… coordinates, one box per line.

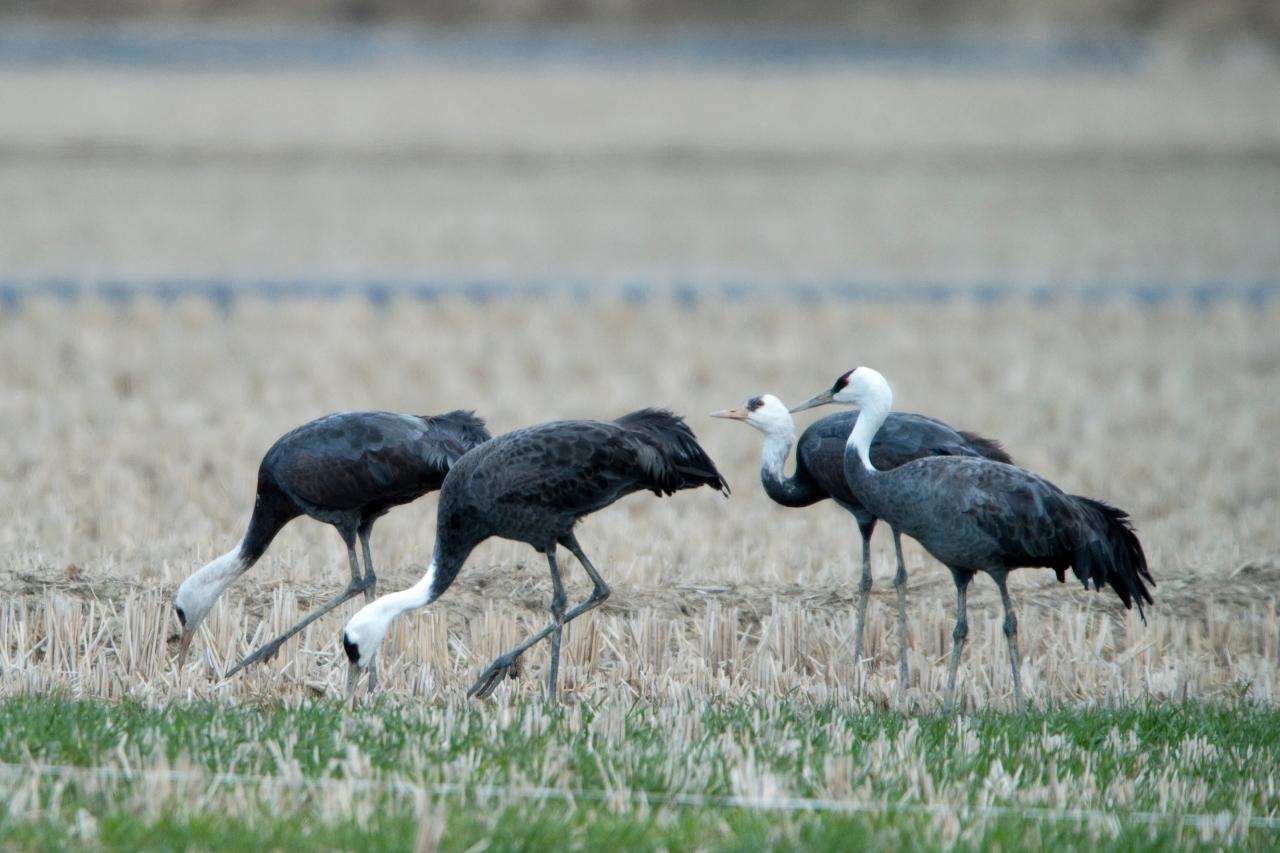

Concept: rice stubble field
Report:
left=2, top=298, right=1278, bottom=848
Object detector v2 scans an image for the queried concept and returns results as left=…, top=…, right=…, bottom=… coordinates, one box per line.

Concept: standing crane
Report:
left=711, top=393, right=1011, bottom=684
left=341, top=408, right=729, bottom=700
left=175, top=409, right=491, bottom=687
left=791, top=368, right=1153, bottom=712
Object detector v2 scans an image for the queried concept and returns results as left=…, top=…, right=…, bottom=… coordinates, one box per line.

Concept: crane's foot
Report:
left=225, top=638, right=286, bottom=679
left=466, top=653, right=522, bottom=700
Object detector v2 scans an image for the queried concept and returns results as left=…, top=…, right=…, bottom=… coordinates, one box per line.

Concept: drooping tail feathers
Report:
left=1072, top=496, right=1155, bottom=623
left=958, top=430, right=1014, bottom=466
left=615, top=408, right=731, bottom=497
left=424, top=409, right=493, bottom=466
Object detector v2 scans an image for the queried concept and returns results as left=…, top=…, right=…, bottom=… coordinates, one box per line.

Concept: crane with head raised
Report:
left=791, top=368, right=1153, bottom=712
left=712, top=393, right=1011, bottom=686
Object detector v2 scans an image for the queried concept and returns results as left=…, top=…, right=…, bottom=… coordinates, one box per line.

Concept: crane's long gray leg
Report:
left=558, top=534, right=611, bottom=615
left=467, top=548, right=569, bottom=701
left=468, top=534, right=610, bottom=701
left=991, top=570, right=1025, bottom=712
left=891, top=528, right=910, bottom=689
left=943, top=569, right=973, bottom=715
left=852, top=520, right=875, bottom=669
left=358, top=523, right=378, bottom=603
left=226, top=534, right=372, bottom=679
left=357, top=523, right=379, bottom=693
left=544, top=551, right=568, bottom=700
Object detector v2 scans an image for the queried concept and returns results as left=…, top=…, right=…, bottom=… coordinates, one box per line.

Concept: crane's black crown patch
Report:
left=833, top=368, right=859, bottom=393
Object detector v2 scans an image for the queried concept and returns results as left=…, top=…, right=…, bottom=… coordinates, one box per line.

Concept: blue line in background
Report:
left=0, top=28, right=1147, bottom=74
left=1, top=278, right=1274, bottom=313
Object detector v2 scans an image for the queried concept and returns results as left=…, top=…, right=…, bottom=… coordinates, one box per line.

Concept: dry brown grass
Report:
left=2, top=299, right=1277, bottom=708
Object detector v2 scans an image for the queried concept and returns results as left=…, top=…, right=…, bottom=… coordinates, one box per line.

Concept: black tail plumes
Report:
left=429, top=410, right=492, bottom=447
left=615, top=408, right=730, bottom=497
left=1071, top=496, right=1155, bottom=622
left=957, top=430, right=1014, bottom=466
left=419, top=410, right=492, bottom=469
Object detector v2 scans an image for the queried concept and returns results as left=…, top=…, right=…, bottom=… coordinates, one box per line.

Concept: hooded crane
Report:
left=175, top=409, right=491, bottom=687
left=341, top=408, right=728, bottom=700
left=791, top=368, right=1153, bottom=712
left=711, top=394, right=1011, bottom=685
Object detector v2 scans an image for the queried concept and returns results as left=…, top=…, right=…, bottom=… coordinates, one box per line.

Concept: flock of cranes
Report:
left=176, top=366, right=1154, bottom=711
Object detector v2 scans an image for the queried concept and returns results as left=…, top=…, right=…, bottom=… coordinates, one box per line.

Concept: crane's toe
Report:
left=225, top=640, right=282, bottom=678
left=467, top=653, right=521, bottom=700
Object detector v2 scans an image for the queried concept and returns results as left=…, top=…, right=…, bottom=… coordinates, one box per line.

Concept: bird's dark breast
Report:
left=805, top=448, right=858, bottom=504
left=796, top=412, right=860, bottom=494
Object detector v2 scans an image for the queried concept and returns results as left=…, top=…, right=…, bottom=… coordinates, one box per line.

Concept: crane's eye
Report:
left=746, top=396, right=764, bottom=411
left=833, top=368, right=858, bottom=392
left=175, top=606, right=187, bottom=627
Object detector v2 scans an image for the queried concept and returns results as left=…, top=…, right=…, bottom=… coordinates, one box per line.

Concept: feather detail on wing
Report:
left=615, top=408, right=730, bottom=497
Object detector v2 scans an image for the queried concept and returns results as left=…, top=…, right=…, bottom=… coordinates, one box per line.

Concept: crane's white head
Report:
left=174, top=542, right=250, bottom=665
left=342, top=602, right=387, bottom=672
left=341, top=559, right=442, bottom=695
left=789, top=367, right=892, bottom=413
left=342, top=596, right=394, bottom=697
left=710, top=394, right=794, bottom=436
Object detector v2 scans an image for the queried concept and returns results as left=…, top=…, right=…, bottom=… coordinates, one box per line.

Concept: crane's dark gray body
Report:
left=224, top=409, right=491, bottom=677
left=244, top=410, right=491, bottom=554
left=377, top=409, right=727, bottom=699
left=843, top=439, right=1153, bottom=711
left=761, top=405, right=1011, bottom=683
left=848, top=455, right=1151, bottom=609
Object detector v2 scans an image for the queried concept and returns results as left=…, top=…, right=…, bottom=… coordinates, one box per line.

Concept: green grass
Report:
left=0, top=696, right=1276, bottom=850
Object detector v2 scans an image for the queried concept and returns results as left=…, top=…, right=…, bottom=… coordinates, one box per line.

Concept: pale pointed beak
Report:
left=789, top=390, right=835, bottom=413
left=177, top=629, right=193, bottom=667
left=346, top=660, right=362, bottom=699
left=710, top=407, right=749, bottom=421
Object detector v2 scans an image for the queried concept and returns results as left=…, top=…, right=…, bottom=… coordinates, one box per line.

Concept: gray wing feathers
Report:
left=262, top=410, right=488, bottom=512
left=892, top=457, right=1154, bottom=618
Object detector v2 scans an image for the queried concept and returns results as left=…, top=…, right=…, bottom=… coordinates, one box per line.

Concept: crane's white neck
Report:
left=374, top=559, right=440, bottom=625
left=847, top=383, right=892, bottom=473
left=760, top=428, right=796, bottom=482
left=343, top=558, right=444, bottom=669
left=176, top=536, right=251, bottom=630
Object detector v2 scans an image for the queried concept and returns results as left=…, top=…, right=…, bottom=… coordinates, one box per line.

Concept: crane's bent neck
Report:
left=760, top=427, right=796, bottom=483
left=369, top=559, right=442, bottom=625
left=847, top=389, right=891, bottom=473
left=365, top=541, right=470, bottom=627
left=179, top=536, right=253, bottom=626
left=204, top=536, right=250, bottom=578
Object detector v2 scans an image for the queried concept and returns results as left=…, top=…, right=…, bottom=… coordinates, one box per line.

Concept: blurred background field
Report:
left=1, top=1, right=1279, bottom=848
